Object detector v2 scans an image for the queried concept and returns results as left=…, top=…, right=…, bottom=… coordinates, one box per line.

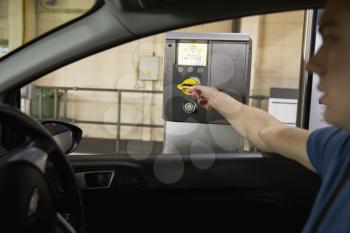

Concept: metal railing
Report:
left=32, top=85, right=164, bottom=153
left=248, top=95, right=269, bottom=152
left=31, top=86, right=270, bottom=154
left=249, top=95, right=269, bottom=108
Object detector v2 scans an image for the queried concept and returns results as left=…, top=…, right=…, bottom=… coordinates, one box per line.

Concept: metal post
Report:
left=116, top=91, right=122, bottom=154
left=297, top=10, right=315, bottom=128
left=249, top=95, right=268, bottom=152
left=54, top=88, right=58, bottom=119
left=257, top=96, right=262, bottom=108
left=63, top=90, right=68, bottom=120
left=38, top=87, right=43, bottom=120
left=250, top=95, right=268, bottom=109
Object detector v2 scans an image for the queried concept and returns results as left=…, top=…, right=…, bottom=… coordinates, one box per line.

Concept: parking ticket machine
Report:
left=163, top=32, right=252, bottom=154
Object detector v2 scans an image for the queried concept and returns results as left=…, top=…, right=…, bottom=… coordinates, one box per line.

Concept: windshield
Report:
left=0, top=0, right=96, bottom=57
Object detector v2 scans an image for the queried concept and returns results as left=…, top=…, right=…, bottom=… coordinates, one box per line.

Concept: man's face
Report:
left=307, top=0, right=350, bottom=130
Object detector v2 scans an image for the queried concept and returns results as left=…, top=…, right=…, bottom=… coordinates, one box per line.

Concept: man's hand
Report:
left=189, top=85, right=222, bottom=110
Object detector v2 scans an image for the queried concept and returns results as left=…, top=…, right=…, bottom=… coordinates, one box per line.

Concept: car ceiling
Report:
left=0, top=0, right=325, bottom=97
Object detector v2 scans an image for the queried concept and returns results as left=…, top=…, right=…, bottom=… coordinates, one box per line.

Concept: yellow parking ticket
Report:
left=177, top=77, right=200, bottom=95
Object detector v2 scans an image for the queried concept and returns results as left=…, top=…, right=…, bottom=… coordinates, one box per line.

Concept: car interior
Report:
left=0, top=0, right=326, bottom=232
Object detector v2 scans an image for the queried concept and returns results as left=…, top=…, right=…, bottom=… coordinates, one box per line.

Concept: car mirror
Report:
left=41, top=120, right=82, bottom=155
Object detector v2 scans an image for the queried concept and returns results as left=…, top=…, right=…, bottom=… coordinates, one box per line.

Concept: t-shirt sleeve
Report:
left=307, top=127, right=340, bottom=176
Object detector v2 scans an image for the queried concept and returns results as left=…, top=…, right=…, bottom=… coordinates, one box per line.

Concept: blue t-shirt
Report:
left=302, top=126, right=350, bottom=233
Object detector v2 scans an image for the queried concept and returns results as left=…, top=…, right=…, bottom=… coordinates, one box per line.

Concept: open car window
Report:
left=20, top=10, right=306, bottom=156
left=0, top=0, right=96, bottom=56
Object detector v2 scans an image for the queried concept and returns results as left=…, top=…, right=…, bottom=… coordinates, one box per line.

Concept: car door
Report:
left=69, top=154, right=320, bottom=233
left=0, top=0, right=324, bottom=233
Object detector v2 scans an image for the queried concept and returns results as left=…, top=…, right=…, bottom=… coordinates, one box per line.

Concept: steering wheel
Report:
left=0, top=103, right=84, bottom=233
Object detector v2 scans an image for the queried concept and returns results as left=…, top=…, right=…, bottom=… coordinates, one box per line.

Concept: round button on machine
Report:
left=183, top=101, right=197, bottom=114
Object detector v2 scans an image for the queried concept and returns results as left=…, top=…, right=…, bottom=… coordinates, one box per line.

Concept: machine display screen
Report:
left=177, top=43, right=208, bottom=66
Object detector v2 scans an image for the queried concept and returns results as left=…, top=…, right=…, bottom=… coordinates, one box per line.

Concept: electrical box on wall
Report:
left=139, top=56, right=160, bottom=81
left=163, top=32, right=252, bottom=125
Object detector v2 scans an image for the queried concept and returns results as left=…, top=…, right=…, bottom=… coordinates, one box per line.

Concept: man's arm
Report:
left=191, top=86, right=315, bottom=172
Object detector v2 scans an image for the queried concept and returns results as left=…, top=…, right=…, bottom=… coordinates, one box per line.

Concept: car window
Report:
left=0, top=0, right=96, bottom=56
left=20, top=10, right=306, bottom=156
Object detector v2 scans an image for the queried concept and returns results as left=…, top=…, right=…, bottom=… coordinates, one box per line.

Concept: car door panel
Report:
left=69, top=153, right=320, bottom=233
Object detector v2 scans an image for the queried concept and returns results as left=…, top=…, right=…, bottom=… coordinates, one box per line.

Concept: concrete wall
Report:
left=0, top=0, right=8, bottom=44
left=240, top=11, right=305, bottom=109
left=0, top=0, right=95, bottom=49
left=36, top=0, right=95, bottom=36
left=0, top=0, right=24, bottom=51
